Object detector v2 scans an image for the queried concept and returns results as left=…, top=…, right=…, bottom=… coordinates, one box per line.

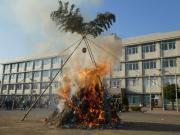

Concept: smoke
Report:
left=7, top=0, right=102, bottom=56
left=57, top=35, right=122, bottom=112
left=60, top=34, right=122, bottom=96
left=7, top=0, right=121, bottom=66
left=5, top=0, right=122, bottom=111
left=65, top=34, right=122, bottom=71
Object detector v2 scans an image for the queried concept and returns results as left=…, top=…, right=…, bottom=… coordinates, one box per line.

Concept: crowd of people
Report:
left=0, top=96, right=57, bottom=110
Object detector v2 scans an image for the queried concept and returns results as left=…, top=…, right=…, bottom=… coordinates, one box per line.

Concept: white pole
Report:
left=149, top=75, right=152, bottom=111
left=161, top=57, right=165, bottom=111
left=175, top=73, right=178, bottom=112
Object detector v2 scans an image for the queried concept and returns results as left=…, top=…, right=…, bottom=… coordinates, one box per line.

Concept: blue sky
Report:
left=0, top=0, right=180, bottom=61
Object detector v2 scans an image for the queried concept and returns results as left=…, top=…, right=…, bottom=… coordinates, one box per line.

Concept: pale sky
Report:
left=0, top=0, right=180, bottom=62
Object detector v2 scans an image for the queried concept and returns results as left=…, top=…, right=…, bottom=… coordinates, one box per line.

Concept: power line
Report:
left=21, top=38, right=83, bottom=121
left=2, top=39, right=82, bottom=93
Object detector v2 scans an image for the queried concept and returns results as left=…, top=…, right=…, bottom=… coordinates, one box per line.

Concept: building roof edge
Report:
left=122, top=30, right=180, bottom=46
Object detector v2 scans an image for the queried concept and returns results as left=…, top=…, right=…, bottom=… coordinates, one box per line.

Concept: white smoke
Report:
left=5, top=0, right=123, bottom=112
left=57, top=99, right=66, bottom=113
left=6, top=0, right=102, bottom=56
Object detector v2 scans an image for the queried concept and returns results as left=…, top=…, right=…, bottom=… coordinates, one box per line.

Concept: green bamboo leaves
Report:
left=51, top=0, right=116, bottom=37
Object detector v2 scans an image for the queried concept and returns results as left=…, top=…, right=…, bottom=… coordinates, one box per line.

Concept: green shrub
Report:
left=130, top=106, right=141, bottom=112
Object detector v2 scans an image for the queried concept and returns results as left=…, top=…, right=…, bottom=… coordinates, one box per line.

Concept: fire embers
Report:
left=71, top=84, right=105, bottom=128
left=46, top=64, right=121, bottom=129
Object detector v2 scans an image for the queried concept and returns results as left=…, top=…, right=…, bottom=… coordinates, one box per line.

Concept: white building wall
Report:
left=0, top=55, right=62, bottom=96
left=0, top=31, right=180, bottom=106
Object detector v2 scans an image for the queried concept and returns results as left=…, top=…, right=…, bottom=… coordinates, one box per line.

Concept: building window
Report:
left=128, top=95, right=141, bottom=105
left=144, top=78, right=149, bottom=88
left=151, top=77, right=158, bottom=87
left=3, top=75, right=9, bottom=82
left=42, top=70, right=50, bottom=78
left=19, top=63, right=25, bottom=69
left=52, top=69, right=59, bottom=78
left=113, top=62, right=121, bottom=72
left=16, top=84, right=22, bottom=89
left=17, top=73, right=24, bottom=82
left=127, top=46, right=138, bottom=55
left=52, top=57, right=61, bottom=65
left=127, top=62, right=139, bottom=70
left=51, top=82, right=60, bottom=89
left=4, top=65, right=10, bottom=73
left=142, top=43, right=156, bottom=53
left=10, top=74, right=17, bottom=81
left=162, top=58, right=176, bottom=68
left=35, top=60, right=42, bottom=67
left=9, top=84, right=15, bottom=90
left=164, top=76, right=175, bottom=86
left=34, top=71, right=41, bottom=78
left=43, top=59, right=51, bottom=65
left=112, top=79, right=121, bottom=88
left=32, top=83, right=40, bottom=89
left=25, top=72, right=33, bottom=81
left=26, top=61, right=33, bottom=68
left=41, top=82, right=49, bottom=89
left=11, top=64, right=17, bottom=70
left=160, top=40, right=176, bottom=51
left=144, top=77, right=158, bottom=88
left=127, top=78, right=138, bottom=86
left=143, top=60, right=156, bottom=69
left=24, top=84, right=30, bottom=89
left=2, top=84, right=8, bottom=90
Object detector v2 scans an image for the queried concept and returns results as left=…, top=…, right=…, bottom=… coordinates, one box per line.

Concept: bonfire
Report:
left=22, top=1, right=122, bottom=128
left=46, top=64, right=121, bottom=128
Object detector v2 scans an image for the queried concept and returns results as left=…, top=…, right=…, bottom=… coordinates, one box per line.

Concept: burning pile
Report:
left=46, top=64, right=121, bottom=129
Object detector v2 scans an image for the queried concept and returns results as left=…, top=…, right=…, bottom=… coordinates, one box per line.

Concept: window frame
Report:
left=127, top=78, right=138, bottom=86
left=160, top=40, right=176, bottom=51
left=142, top=43, right=156, bottom=53
left=34, top=71, right=41, bottom=78
left=43, top=59, right=51, bottom=65
left=143, top=60, right=156, bottom=69
left=35, top=60, right=42, bottom=67
left=162, top=58, right=176, bottom=68
left=23, top=83, right=31, bottom=90
left=127, top=62, right=139, bottom=70
left=42, top=70, right=50, bottom=78
left=127, top=46, right=138, bottom=55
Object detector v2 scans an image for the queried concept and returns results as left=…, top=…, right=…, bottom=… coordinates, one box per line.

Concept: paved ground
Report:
left=0, top=109, right=180, bottom=135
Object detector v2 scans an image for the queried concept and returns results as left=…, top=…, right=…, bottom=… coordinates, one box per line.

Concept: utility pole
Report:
left=175, top=72, right=178, bottom=112
left=160, top=57, right=165, bottom=111
left=149, top=74, right=152, bottom=111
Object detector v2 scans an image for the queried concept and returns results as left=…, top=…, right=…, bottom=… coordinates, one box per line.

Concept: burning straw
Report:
left=46, top=63, right=121, bottom=129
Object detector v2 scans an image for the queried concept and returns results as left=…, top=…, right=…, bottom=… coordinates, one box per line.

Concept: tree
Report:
left=164, top=84, right=178, bottom=110
left=121, top=88, right=129, bottom=111
left=50, top=0, right=116, bottom=38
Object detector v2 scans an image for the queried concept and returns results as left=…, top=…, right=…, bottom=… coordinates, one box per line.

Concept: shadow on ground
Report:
left=122, top=122, right=180, bottom=132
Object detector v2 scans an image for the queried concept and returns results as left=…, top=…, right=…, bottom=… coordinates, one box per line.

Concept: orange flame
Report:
left=58, top=63, right=110, bottom=127
left=58, top=75, right=71, bottom=101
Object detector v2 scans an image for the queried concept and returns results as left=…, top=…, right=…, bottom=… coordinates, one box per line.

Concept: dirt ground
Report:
left=0, top=109, right=180, bottom=135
